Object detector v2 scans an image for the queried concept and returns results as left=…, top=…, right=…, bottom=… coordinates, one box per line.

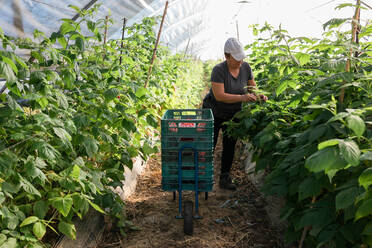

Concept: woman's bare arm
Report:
left=212, top=82, right=256, bottom=103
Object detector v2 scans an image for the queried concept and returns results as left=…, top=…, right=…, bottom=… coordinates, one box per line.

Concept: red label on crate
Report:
left=196, top=122, right=206, bottom=132
left=178, top=122, right=196, bottom=128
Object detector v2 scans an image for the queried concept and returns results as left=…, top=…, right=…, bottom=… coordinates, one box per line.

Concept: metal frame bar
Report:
left=175, top=145, right=202, bottom=219
left=71, top=0, right=98, bottom=21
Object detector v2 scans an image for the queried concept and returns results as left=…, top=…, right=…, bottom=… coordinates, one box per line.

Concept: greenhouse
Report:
left=0, top=0, right=371, bottom=247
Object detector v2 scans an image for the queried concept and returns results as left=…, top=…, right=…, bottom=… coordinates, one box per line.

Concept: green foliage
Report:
left=227, top=8, right=372, bottom=247
left=0, top=4, right=205, bottom=247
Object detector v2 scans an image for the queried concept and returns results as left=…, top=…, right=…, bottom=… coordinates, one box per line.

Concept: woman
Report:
left=202, top=37, right=267, bottom=190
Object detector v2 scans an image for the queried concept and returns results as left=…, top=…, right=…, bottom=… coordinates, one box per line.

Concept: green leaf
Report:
left=100, top=131, right=114, bottom=144
left=359, top=168, right=372, bottom=190
left=33, top=141, right=59, bottom=161
left=57, top=36, right=67, bottom=49
left=346, top=115, right=365, bottom=138
left=298, top=177, right=322, bottom=201
left=73, top=157, right=85, bottom=166
left=2, top=56, right=18, bottom=75
left=323, top=18, right=349, bottom=30
left=142, top=142, right=156, bottom=156
left=0, top=234, right=6, bottom=246
left=135, top=87, right=147, bottom=98
left=305, top=147, right=347, bottom=173
left=122, top=118, right=137, bottom=132
left=68, top=4, right=81, bottom=12
left=103, top=88, right=119, bottom=101
left=298, top=207, right=331, bottom=230
left=355, top=199, right=372, bottom=221
left=87, top=20, right=96, bottom=32
left=318, top=139, right=340, bottom=150
left=75, top=37, right=84, bottom=52
left=321, top=59, right=346, bottom=72
left=276, top=81, right=287, bottom=95
left=2, top=182, right=21, bottom=194
left=146, top=114, right=158, bottom=128
left=360, top=151, right=372, bottom=161
left=53, top=127, right=72, bottom=141
left=83, top=136, right=99, bottom=158
left=60, top=22, right=75, bottom=35
left=36, top=97, right=48, bottom=109
left=338, top=140, right=360, bottom=166
left=5, top=212, right=19, bottom=230
left=0, top=237, right=17, bottom=248
left=33, top=222, right=46, bottom=239
left=0, top=61, right=16, bottom=82
left=61, top=69, right=76, bottom=89
left=294, top=52, right=310, bottom=66
left=87, top=200, right=105, bottom=214
left=20, top=216, right=39, bottom=227
left=72, top=194, right=89, bottom=214
left=327, top=112, right=349, bottom=123
left=58, top=221, right=76, bottom=240
left=20, top=176, right=41, bottom=197
left=335, top=187, right=359, bottom=211
left=70, top=165, right=80, bottom=180
left=6, top=95, right=23, bottom=112
left=33, top=200, right=48, bottom=219
left=50, top=196, right=73, bottom=217
left=56, top=92, right=69, bottom=109
left=363, top=222, right=372, bottom=235
left=35, top=157, right=47, bottom=169
left=335, top=3, right=354, bottom=10
left=138, top=109, right=148, bottom=117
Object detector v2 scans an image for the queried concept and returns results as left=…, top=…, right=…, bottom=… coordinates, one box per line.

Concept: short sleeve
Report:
left=247, top=63, right=253, bottom=80
left=211, top=65, right=225, bottom=83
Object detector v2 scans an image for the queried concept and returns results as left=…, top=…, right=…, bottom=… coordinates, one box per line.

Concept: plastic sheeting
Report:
left=0, top=0, right=153, bottom=38
left=0, top=0, right=211, bottom=56
left=1, top=1, right=370, bottom=60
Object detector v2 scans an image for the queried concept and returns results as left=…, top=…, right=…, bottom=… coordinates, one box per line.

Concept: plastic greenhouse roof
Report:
left=1, top=1, right=371, bottom=60
left=1, top=0, right=212, bottom=57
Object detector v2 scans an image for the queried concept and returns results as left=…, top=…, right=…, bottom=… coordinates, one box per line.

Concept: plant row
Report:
left=227, top=6, right=372, bottom=247
left=0, top=5, right=205, bottom=248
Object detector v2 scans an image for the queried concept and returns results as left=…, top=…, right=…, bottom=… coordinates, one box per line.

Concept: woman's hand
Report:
left=241, top=93, right=257, bottom=102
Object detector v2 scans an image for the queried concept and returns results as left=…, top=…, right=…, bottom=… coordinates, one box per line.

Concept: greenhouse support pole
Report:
left=119, top=18, right=128, bottom=65
left=183, top=36, right=191, bottom=59
left=72, top=0, right=98, bottom=21
left=145, top=0, right=169, bottom=88
left=339, top=0, right=360, bottom=104
left=104, top=16, right=109, bottom=45
left=103, top=16, right=109, bottom=59
left=12, top=0, right=24, bottom=37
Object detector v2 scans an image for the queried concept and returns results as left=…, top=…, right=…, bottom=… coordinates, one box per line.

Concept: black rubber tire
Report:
left=183, top=200, right=193, bottom=235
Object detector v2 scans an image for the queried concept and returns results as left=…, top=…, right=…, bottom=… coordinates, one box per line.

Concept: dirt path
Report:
left=98, top=138, right=283, bottom=248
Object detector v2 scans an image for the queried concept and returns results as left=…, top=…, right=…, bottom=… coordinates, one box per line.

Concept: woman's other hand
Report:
left=242, top=93, right=257, bottom=102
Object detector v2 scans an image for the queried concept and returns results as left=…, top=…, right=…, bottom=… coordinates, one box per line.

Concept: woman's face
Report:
left=226, top=55, right=242, bottom=69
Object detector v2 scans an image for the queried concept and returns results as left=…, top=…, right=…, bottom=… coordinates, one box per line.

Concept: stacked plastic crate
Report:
left=161, top=109, right=214, bottom=191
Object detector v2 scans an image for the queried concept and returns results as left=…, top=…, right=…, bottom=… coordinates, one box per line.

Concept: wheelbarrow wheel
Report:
left=183, top=200, right=193, bottom=235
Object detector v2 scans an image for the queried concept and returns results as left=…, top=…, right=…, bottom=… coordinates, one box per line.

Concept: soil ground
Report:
left=98, top=135, right=283, bottom=248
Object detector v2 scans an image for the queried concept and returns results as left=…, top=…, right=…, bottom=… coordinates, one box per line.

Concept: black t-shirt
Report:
left=203, top=61, right=253, bottom=119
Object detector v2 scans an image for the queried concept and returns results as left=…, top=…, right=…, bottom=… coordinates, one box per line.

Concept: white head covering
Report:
left=224, top=37, right=246, bottom=61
